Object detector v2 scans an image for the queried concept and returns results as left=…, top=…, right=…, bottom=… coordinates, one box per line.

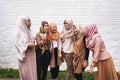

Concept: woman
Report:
left=36, top=21, right=51, bottom=80
left=49, top=23, right=63, bottom=80
left=73, top=25, right=89, bottom=80
left=83, top=24, right=118, bottom=80
left=60, top=19, right=75, bottom=80
left=15, top=15, right=37, bottom=80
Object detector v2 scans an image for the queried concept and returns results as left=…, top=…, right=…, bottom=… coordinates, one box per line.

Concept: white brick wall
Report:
left=0, top=0, right=120, bottom=71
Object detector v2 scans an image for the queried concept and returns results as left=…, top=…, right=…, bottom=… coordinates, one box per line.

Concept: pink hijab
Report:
left=15, top=15, right=34, bottom=61
left=84, top=24, right=100, bottom=48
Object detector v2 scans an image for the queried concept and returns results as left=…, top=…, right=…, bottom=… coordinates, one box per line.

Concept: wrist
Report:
left=91, top=62, right=96, bottom=66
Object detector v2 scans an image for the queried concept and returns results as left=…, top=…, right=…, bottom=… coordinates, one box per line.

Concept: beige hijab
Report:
left=60, top=19, right=75, bottom=39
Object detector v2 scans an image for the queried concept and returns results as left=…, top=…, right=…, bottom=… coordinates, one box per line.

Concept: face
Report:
left=26, top=18, right=31, bottom=29
left=74, top=26, right=86, bottom=35
left=74, top=29, right=79, bottom=35
left=63, top=21, right=69, bottom=30
left=81, top=26, right=86, bottom=35
left=81, top=25, right=87, bottom=36
left=50, top=23, right=57, bottom=33
left=43, top=23, right=49, bottom=32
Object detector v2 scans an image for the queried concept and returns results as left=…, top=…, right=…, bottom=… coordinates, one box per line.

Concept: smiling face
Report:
left=74, top=29, right=79, bottom=35
left=43, top=23, right=49, bottom=32
left=63, top=19, right=73, bottom=31
left=49, top=23, right=57, bottom=33
left=63, top=20, right=69, bottom=30
left=41, top=21, right=49, bottom=32
left=26, top=18, right=31, bottom=29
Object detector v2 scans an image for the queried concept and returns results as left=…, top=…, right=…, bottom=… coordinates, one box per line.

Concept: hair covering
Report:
left=61, top=19, right=75, bottom=39
left=41, top=21, right=48, bottom=27
left=15, top=15, right=34, bottom=61
left=49, top=23, right=60, bottom=40
left=84, top=24, right=100, bottom=48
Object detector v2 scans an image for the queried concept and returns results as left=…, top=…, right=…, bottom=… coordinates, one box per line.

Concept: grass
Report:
left=0, top=68, right=119, bottom=80
left=0, top=68, right=19, bottom=78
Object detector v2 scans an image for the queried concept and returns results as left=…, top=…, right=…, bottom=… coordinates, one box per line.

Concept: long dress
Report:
left=18, top=47, right=37, bottom=80
left=15, top=16, right=37, bottom=80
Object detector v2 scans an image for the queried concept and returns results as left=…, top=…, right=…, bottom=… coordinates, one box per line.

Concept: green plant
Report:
left=0, top=68, right=19, bottom=78
left=83, top=72, right=94, bottom=80
left=0, top=68, right=119, bottom=80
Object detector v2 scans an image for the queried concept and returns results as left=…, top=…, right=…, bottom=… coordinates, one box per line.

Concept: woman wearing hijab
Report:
left=36, top=21, right=51, bottom=80
left=15, top=15, right=37, bottom=80
left=83, top=24, right=118, bottom=80
left=60, top=19, right=75, bottom=80
left=73, top=25, right=89, bottom=80
left=49, top=23, right=63, bottom=80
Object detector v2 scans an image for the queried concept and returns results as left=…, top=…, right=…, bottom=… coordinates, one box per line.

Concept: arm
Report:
left=58, top=38, right=62, bottom=58
left=36, top=33, right=46, bottom=47
left=92, top=37, right=101, bottom=63
left=83, top=36, right=89, bottom=60
left=15, top=33, right=29, bottom=61
left=83, top=36, right=89, bottom=68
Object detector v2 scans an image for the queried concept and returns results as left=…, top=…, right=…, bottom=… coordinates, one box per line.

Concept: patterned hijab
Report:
left=84, top=24, right=100, bottom=48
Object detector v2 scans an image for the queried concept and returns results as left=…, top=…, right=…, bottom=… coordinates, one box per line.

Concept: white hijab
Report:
left=15, top=15, right=34, bottom=61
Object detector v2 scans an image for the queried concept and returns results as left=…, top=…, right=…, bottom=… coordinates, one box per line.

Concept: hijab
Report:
left=15, top=15, right=34, bottom=61
left=49, top=23, right=60, bottom=40
left=61, top=19, right=75, bottom=39
left=84, top=24, right=100, bottom=48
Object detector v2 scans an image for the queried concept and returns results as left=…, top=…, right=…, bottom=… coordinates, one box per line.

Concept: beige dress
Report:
left=18, top=47, right=37, bottom=80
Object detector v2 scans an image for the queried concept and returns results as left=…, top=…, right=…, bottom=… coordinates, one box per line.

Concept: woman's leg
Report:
left=36, top=49, right=43, bottom=80
left=42, top=50, right=51, bottom=80
left=63, top=53, right=74, bottom=80
left=74, top=73, right=83, bottom=80
left=51, top=48, right=59, bottom=79
left=50, top=66, right=59, bottom=80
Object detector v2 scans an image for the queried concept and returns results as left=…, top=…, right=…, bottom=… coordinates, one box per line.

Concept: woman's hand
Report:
left=28, top=42, right=35, bottom=48
left=89, top=62, right=98, bottom=73
left=83, top=60, right=88, bottom=68
left=41, top=39, right=46, bottom=44
left=92, top=61, right=97, bottom=67
left=58, top=50, right=62, bottom=59
left=89, top=66, right=94, bottom=73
